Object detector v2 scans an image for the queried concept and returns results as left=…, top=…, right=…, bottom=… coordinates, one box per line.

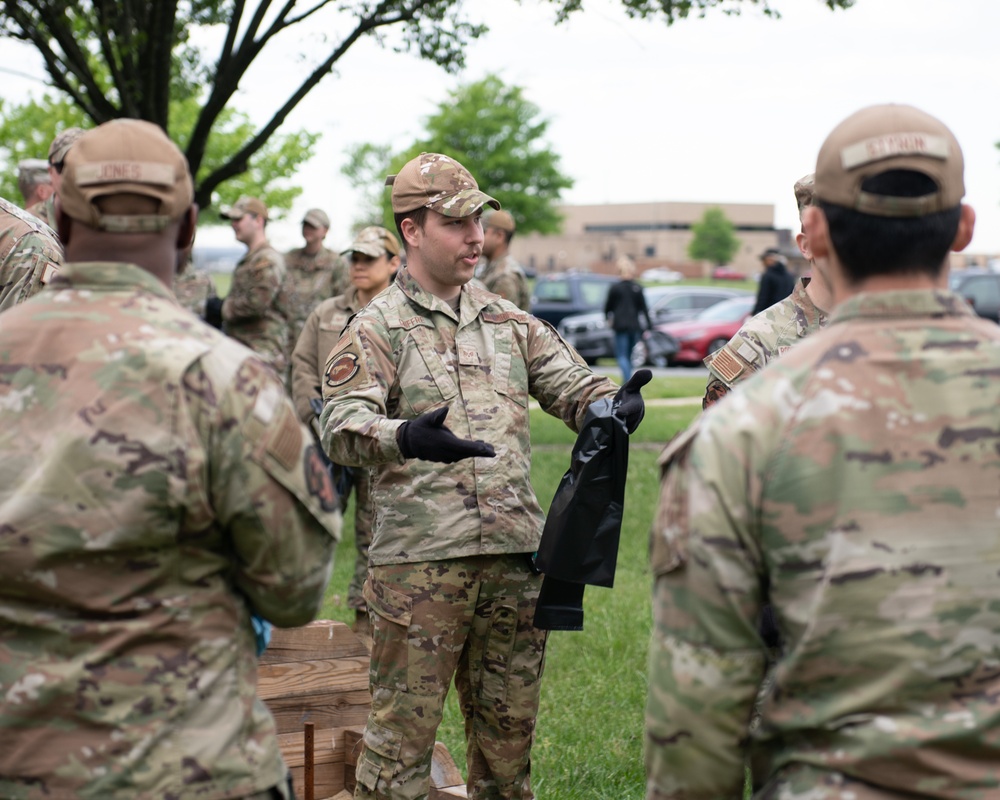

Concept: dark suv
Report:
left=529, top=273, right=617, bottom=326
left=949, top=269, right=1000, bottom=323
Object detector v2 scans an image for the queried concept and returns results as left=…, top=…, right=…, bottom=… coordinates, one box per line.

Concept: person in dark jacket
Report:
left=752, top=247, right=796, bottom=314
left=604, top=255, right=649, bottom=380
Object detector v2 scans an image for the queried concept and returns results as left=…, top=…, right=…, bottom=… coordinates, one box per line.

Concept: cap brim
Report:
left=341, top=244, right=384, bottom=258
left=430, top=188, right=501, bottom=218
left=219, top=208, right=241, bottom=220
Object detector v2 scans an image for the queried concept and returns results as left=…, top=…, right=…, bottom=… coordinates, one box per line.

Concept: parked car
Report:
left=949, top=269, right=1000, bottom=323
left=642, top=267, right=684, bottom=283
left=711, top=265, right=747, bottom=281
left=529, top=272, right=618, bottom=326
left=632, top=294, right=755, bottom=367
left=558, top=285, right=749, bottom=364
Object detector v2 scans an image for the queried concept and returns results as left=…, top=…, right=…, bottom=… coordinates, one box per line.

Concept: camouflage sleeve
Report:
left=525, top=316, right=618, bottom=432
left=319, top=315, right=406, bottom=467
left=488, top=271, right=522, bottom=306
left=223, top=252, right=284, bottom=323
left=646, top=404, right=769, bottom=798
left=290, top=306, right=324, bottom=426
left=196, top=349, right=341, bottom=628
left=702, top=377, right=730, bottom=410
left=0, top=231, right=62, bottom=312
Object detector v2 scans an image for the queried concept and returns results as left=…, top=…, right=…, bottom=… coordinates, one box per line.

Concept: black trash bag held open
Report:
left=532, top=396, right=629, bottom=631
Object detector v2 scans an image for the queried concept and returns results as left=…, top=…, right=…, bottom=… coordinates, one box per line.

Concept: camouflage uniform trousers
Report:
left=356, top=554, right=547, bottom=800
left=347, top=468, right=373, bottom=612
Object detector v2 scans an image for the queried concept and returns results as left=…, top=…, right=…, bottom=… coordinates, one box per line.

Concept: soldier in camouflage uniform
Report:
left=291, top=226, right=401, bottom=634
left=173, top=249, right=219, bottom=319
left=0, top=194, right=62, bottom=311
left=320, top=153, right=649, bottom=800
left=702, top=174, right=833, bottom=409
left=646, top=104, right=998, bottom=799
left=214, top=196, right=291, bottom=377
left=479, top=208, right=531, bottom=311
left=0, top=118, right=340, bottom=800
left=16, top=158, right=52, bottom=211
left=284, top=207, right=349, bottom=347
left=26, top=126, right=86, bottom=229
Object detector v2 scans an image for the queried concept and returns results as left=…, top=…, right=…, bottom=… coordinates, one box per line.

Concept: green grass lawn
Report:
left=319, top=402, right=701, bottom=799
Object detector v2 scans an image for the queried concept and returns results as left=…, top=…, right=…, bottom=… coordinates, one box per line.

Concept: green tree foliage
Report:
left=343, top=74, right=573, bottom=235
left=688, top=206, right=740, bottom=266
left=0, top=0, right=854, bottom=210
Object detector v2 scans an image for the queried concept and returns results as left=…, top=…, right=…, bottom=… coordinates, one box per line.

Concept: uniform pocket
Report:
left=355, top=719, right=404, bottom=793
left=480, top=604, right=518, bottom=704
left=492, top=323, right=529, bottom=408
left=364, top=577, right=413, bottom=692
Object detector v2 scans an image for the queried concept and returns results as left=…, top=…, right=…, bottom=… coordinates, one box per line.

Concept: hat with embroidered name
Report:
left=814, top=103, right=964, bottom=218
left=58, top=119, right=193, bottom=233
left=219, top=196, right=268, bottom=221
left=386, top=152, right=500, bottom=217
left=342, top=226, right=400, bottom=258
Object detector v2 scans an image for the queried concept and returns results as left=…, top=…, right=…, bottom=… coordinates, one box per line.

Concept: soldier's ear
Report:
left=177, top=205, right=198, bottom=250
left=951, top=204, right=976, bottom=253
left=800, top=206, right=829, bottom=261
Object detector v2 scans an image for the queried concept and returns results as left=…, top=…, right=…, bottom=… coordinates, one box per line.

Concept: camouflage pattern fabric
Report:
left=173, top=266, right=217, bottom=318
left=703, top=277, right=828, bottom=409
left=222, top=240, right=290, bottom=376
left=291, top=287, right=372, bottom=612
left=647, top=289, right=1000, bottom=799
left=479, top=253, right=531, bottom=311
left=357, top=556, right=546, bottom=800
left=0, top=261, right=341, bottom=800
left=320, top=266, right=617, bottom=567
left=24, top=195, right=55, bottom=229
left=283, top=245, right=349, bottom=347
left=0, top=196, right=62, bottom=311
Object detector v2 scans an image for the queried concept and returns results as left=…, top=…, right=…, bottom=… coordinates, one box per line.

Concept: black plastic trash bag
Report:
left=532, top=396, right=630, bottom=630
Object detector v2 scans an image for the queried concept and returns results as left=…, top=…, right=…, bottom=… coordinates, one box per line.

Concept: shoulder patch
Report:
left=481, top=310, right=528, bottom=325
left=325, top=351, right=360, bottom=388
left=304, top=445, right=339, bottom=512
left=266, top=404, right=304, bottom=471
left=708, top=346, right=747, bottom=386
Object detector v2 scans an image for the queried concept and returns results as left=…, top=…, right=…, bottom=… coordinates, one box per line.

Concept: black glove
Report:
left=613, top=369, right=652, bottom=434
left=397, top=407, right=496, bottom=463
left=204, top=296, right=224, bottom=329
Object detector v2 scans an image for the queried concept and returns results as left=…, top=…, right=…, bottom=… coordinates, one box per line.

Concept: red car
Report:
left=711, top=265, right=747, bottom=281
left=632, top=295, right=754, bottom=367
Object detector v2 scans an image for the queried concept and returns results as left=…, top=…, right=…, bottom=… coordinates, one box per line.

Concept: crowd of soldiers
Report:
left=0, top=101, right=997, bottom=800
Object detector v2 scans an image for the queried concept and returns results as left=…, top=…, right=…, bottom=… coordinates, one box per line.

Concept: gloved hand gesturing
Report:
left=613, top=368, right=652, bottom=434
left=397, top=407, right=496, bottom=463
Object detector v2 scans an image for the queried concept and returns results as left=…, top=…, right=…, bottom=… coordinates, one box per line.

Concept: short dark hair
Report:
left=393, top=206, right=429, bottom=252
left=819, top=170, right=961, bottom=284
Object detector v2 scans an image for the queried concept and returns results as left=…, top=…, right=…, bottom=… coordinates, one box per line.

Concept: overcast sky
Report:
left=4, top=0, right=999, bottom=257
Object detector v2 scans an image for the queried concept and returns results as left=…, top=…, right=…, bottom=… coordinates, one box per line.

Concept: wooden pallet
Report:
left=260, top=620, right=467, bottom=799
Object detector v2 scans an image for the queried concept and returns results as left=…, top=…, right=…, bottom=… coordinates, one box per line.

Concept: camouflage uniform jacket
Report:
left=0, top=196, right=62, bottom=312
left=0, top=262, right=341, bottom=800
left=702, top=277, right=828, bottom=408
left=25, top=195, right=55, bottom=229
left=320, top=267, right=616, bottom=566
left=172, top=267, right=217, bottom=318
left=290, top=286, right=362, bottom=426
left=479, top=252, right=531, bottom=311
left=283, top=245, right=348, bottom=346
left=223, top=240, right=290, bottom=375
left=647, top=289, right=1000, bottom=799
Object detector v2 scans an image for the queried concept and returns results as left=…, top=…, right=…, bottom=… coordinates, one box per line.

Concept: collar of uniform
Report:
left=243, top=240, right=276, bottom=260
left=831, top=288, right=977, bottom=325
left=55, top=261, right=177, bottom=301
left=791, top=277, right=829, bottom=325
left=335, top=285, right=362, bottom=313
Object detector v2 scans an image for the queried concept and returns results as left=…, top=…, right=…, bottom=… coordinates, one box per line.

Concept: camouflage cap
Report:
left=18, top=159, right=51, bottom=185
left=219, top=195, right=268, bottom=221
left=484, top=209, right=516, bottom=232
left=341, top=225, right=400, bottom=259
left=386, top=152, right=500, bottom=217
left=59, top=119, right=194, bottom=233
left=48, top=126, right=87, bottom=167
left=302, top=208, right=330, bottom=228
left=793, top=173, right=815, bottom=213
left=815, top=103, right=964, bottom=217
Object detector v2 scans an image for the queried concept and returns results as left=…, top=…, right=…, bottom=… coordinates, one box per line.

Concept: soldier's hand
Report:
left=397, top=407, right=496, bottom=463
left=613, top=369, right=652, bottom=434
left=204, top=296, right=224, bottom=329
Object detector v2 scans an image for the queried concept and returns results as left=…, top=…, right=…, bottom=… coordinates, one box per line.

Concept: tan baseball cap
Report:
left=814, top=104, right=964, bottom=217
left=219, top=195, right=268, bottom=221
left=48, top=127, right=87, bottom=167
left=386, top=152, right=500, bottom=217
left=303, top=208, right=330, bottom=228
left=59, top=119, right=194, bottom=233
left=484, top=209, right=515, bottom=232
left=342, top=226, right=400, bottom=258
